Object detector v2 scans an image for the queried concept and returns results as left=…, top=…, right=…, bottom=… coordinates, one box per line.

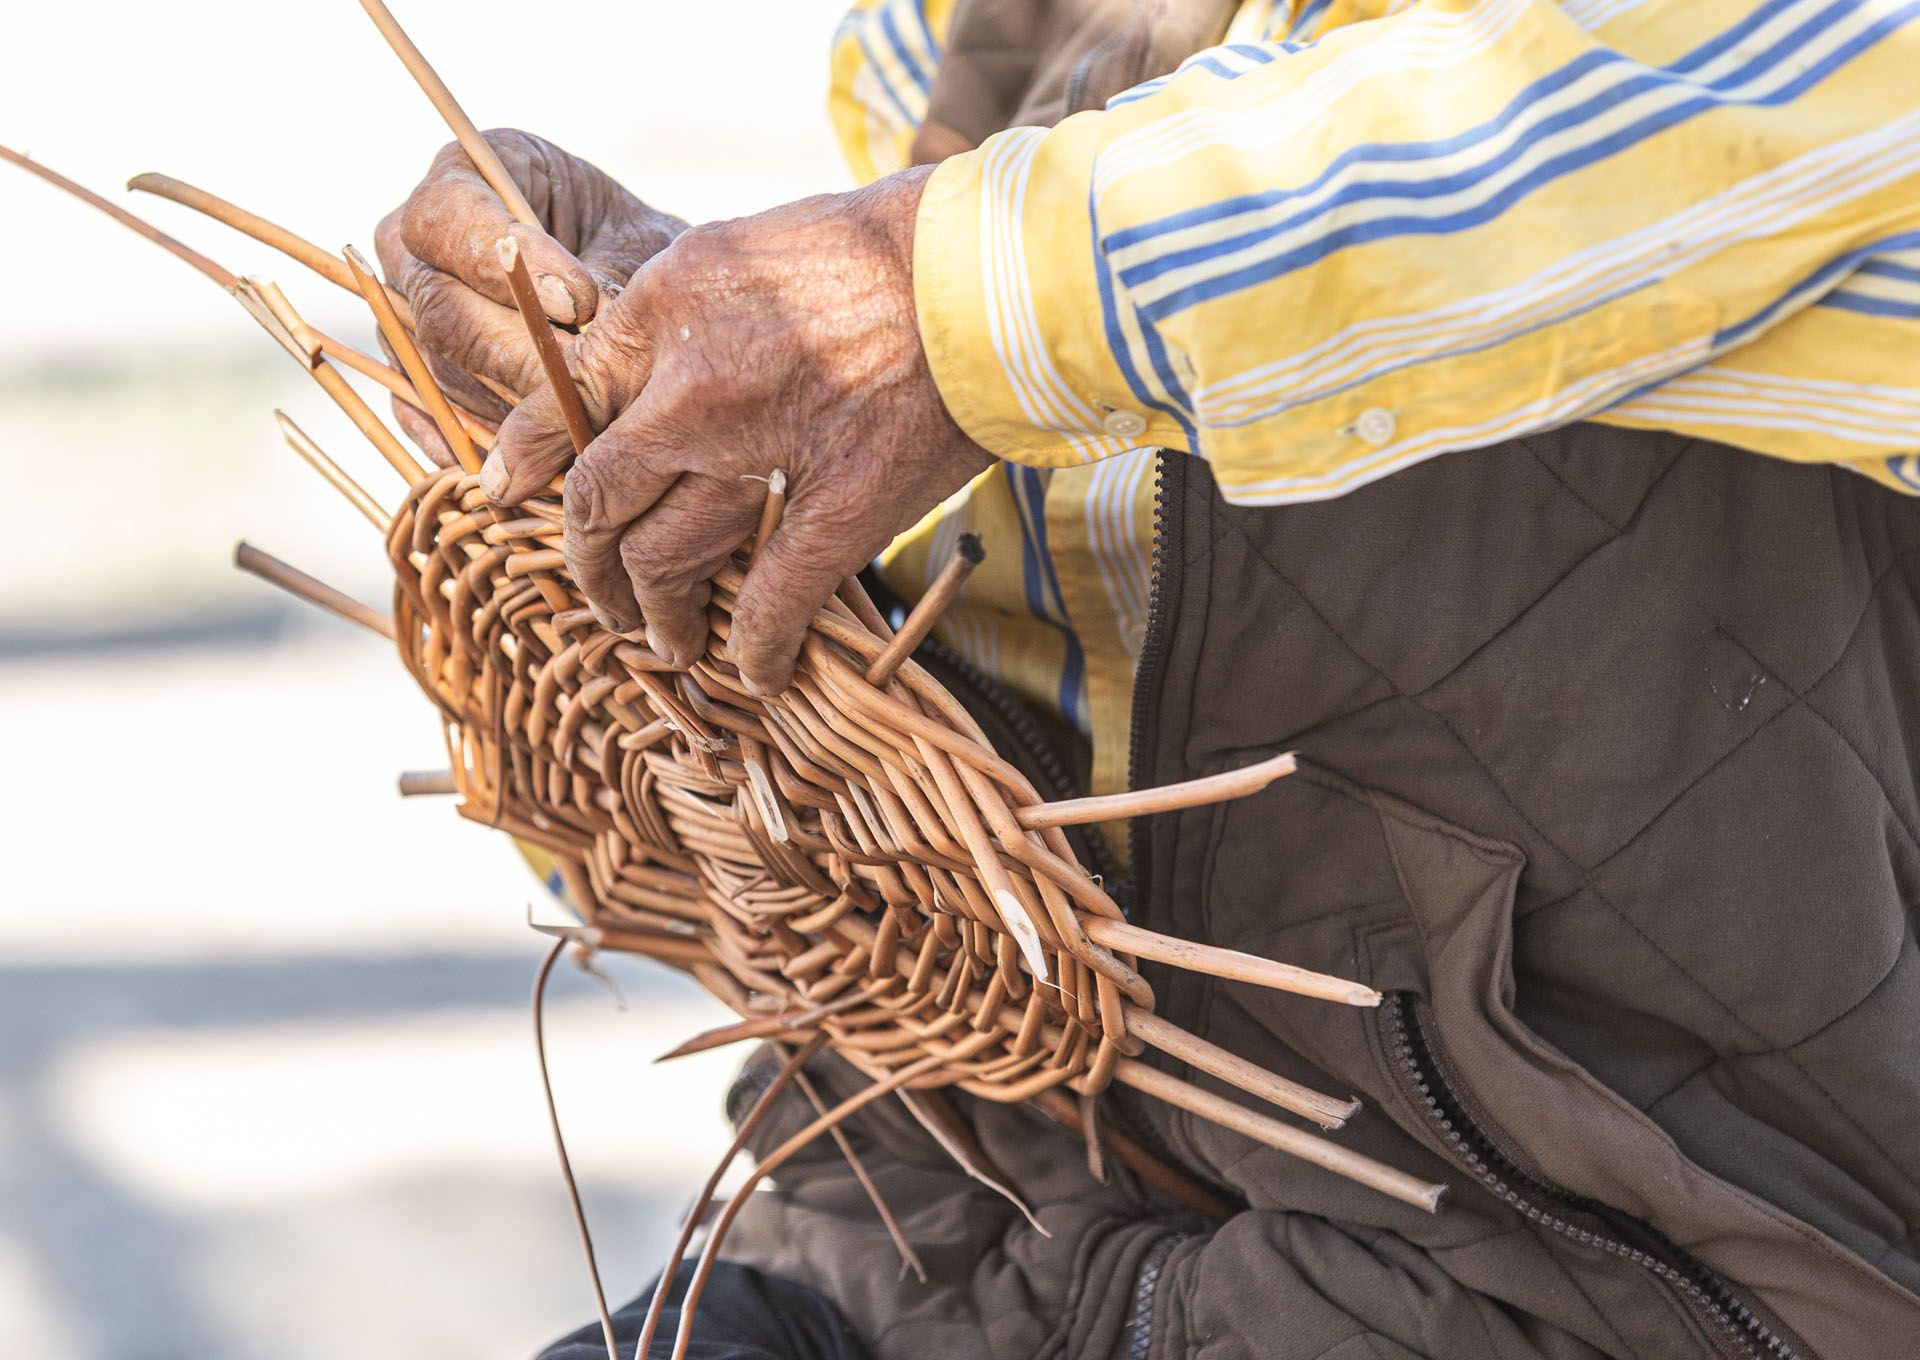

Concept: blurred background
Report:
left=0, top=3, right=854, bottom=1355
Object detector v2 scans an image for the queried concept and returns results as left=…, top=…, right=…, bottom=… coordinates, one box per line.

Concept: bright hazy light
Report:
left=0, top=0, right=855, bottom=364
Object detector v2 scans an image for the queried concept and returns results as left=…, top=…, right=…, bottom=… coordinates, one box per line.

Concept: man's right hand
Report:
left=376, top=129, right=686, bottom=463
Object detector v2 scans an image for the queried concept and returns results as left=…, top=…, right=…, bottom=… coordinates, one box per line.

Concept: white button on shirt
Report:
left=1355, top=407, right=1397, bottom=446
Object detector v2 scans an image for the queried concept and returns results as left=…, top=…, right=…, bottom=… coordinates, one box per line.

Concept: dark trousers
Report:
left=539, top=1261, right=868, bottom=1360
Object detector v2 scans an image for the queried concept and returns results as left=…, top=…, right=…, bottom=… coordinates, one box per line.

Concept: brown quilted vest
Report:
left=1122, top=430, right=1920, bottom=1358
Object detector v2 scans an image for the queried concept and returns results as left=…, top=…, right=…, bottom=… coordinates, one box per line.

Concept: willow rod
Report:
left=344, top=244, right=482, bottom=473
left=356, top=0, right=540, bottom=226
left=498, top=236, right=596, bottom=455
left=397, top=769, right=457, bottom=797
left=1123, top=1004, right=1360, bottom=1129
left=866, top=534, right=983, bottom=688
left=531, top=940, right=619, bottom=1360
left=1018, top=752, right=1298, bottom=830
left=233, top=278, right=429, bottom=485
left=1, top=145, right=232, bottom=286
left=1117, top=1060, right=1447, bottom=1213
left=127, top=171, right=416, bottom=327
left=1082, top=915, right=1380, bottom=1007
left=233, top=542, right=396, bottom=640
left=276, top=411, right=392, bottom=533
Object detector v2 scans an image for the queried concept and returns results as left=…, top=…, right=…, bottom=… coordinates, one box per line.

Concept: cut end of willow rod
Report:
left=233, top=540, right=397, bottom=640
left=1082, top=914, right=1382, bottom=1008
left=1016, top=751, right=1298, bottom=831
left=397, top=769, right=457, bottom=797
left=865, top=537, right=986, bottom=688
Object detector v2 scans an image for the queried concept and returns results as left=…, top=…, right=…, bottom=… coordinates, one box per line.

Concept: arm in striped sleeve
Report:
left=830, top=1, right=953, bottom=185
left=912, top=0, right=1920, bottom=502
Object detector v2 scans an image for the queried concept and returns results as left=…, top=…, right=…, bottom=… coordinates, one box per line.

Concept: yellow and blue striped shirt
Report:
left=836, top=0, right=1920, bottom=821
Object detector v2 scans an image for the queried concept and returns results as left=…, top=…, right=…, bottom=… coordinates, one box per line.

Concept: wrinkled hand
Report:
left=485, top=165, right=993, bottom=694
left=376, top=128, right=686, bottom=463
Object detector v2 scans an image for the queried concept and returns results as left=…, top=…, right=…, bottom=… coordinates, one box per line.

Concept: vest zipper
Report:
left=1382, top=992, right=1802, bottom=1360
left=911, top=632, right=1123, bottom=889
left=1117, top=1231, right=1185, bottom=1360
left=1125, top=450, right=1183, bottom=908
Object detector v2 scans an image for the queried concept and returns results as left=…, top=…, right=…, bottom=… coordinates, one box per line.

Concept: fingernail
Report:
left=588, top=601, right=624, bottom=634
left=644, top=625, right=678, bottom=668
left=479, top=453, right=510, bottom=501
left=741, top=674, right=770, bottom=697
left=534, top=273, right=578, bottom=325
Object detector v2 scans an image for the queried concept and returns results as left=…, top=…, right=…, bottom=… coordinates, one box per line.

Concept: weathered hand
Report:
left=485, top=165, right=993, bottom=695
left=375, top=129, right=686, bottom=462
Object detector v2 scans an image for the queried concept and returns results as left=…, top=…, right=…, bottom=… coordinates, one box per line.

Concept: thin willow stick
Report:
left=1, top=146, right=233, bottom=286
left=753, top=470, right=787, bottom=558
left=230, top=278, right=428, bottom=484
left=1017, top=752, right=1298, bottom=830
left=1116, top=1059, right=1446, bottom=1213
left=631, top=1036, right=828, bottom=1360
left=127, top=171, right=415, bottom=326
left=310, top=360, right=432, bottom=484
left=497, top=236, right=595, bottom=454
left=275, top=411, right=392, bottom=532
left=670, top=1047, right=970, bottom=1360
left=897, top=1088, right=1047, bottom=1234
left=1081, top=916, right=1381, bottom=1008
left=397, top=769, right=456, bottom=797
left=313, top=330, right=423, bottom=403
left=531, top=940, right=619, bottom=1360
left=301, top=333, right=496, bottom=451
left=0, top=150, right=447, bottom=428
left=652, top=982, right=885, bottom=1062
left=865, top=534, right=983, bottom=687
left=1029, top=1087, right=1232, bottom=1222
left=344, top=244, right=482, bottom=473
left=1122, top=1004, right=1359, bottom=1129
left=233, top=542, right=395, bottom=639
left=356, top=0, right=539, bottom=226
left=789, top=1063, right=927, bottom=1282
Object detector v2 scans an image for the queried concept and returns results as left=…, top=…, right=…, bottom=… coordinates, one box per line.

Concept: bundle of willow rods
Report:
left=3, top=3, right=1447, bottom=1354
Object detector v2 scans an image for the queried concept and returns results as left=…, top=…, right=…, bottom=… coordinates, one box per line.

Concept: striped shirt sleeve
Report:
left=829, top=0, right=954, bottom=184
left=912, top=0, right=1920, bottom=504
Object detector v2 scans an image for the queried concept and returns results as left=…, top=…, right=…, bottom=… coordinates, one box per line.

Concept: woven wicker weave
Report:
left=396, top=461, right=1164, bottom=1105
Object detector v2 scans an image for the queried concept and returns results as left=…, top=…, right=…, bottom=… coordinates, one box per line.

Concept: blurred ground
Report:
left=0, top=3, right=854, bottom=1356
left=0, top=416, right=762, bottom=1360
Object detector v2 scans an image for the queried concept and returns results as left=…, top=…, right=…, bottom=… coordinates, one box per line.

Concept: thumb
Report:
left=484, top=285, right=657, bottom=503
left=503, top=218, right=601, bottom=328
left=402, top=144, right=599, bottom=327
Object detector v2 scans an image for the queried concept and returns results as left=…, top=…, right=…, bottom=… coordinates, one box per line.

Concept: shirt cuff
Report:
left=913, top=121, right=1185, bottom=468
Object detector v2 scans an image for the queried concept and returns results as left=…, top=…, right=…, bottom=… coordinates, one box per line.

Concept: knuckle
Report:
left=563, top=458, right=612, bottom=532
left=374, top=209, right=407, bottom=273
left=616, top=527, right=671, bottom=584
left=729, top=587, right=786, bottom=654
left=409, top=279, right=467, bottom=358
